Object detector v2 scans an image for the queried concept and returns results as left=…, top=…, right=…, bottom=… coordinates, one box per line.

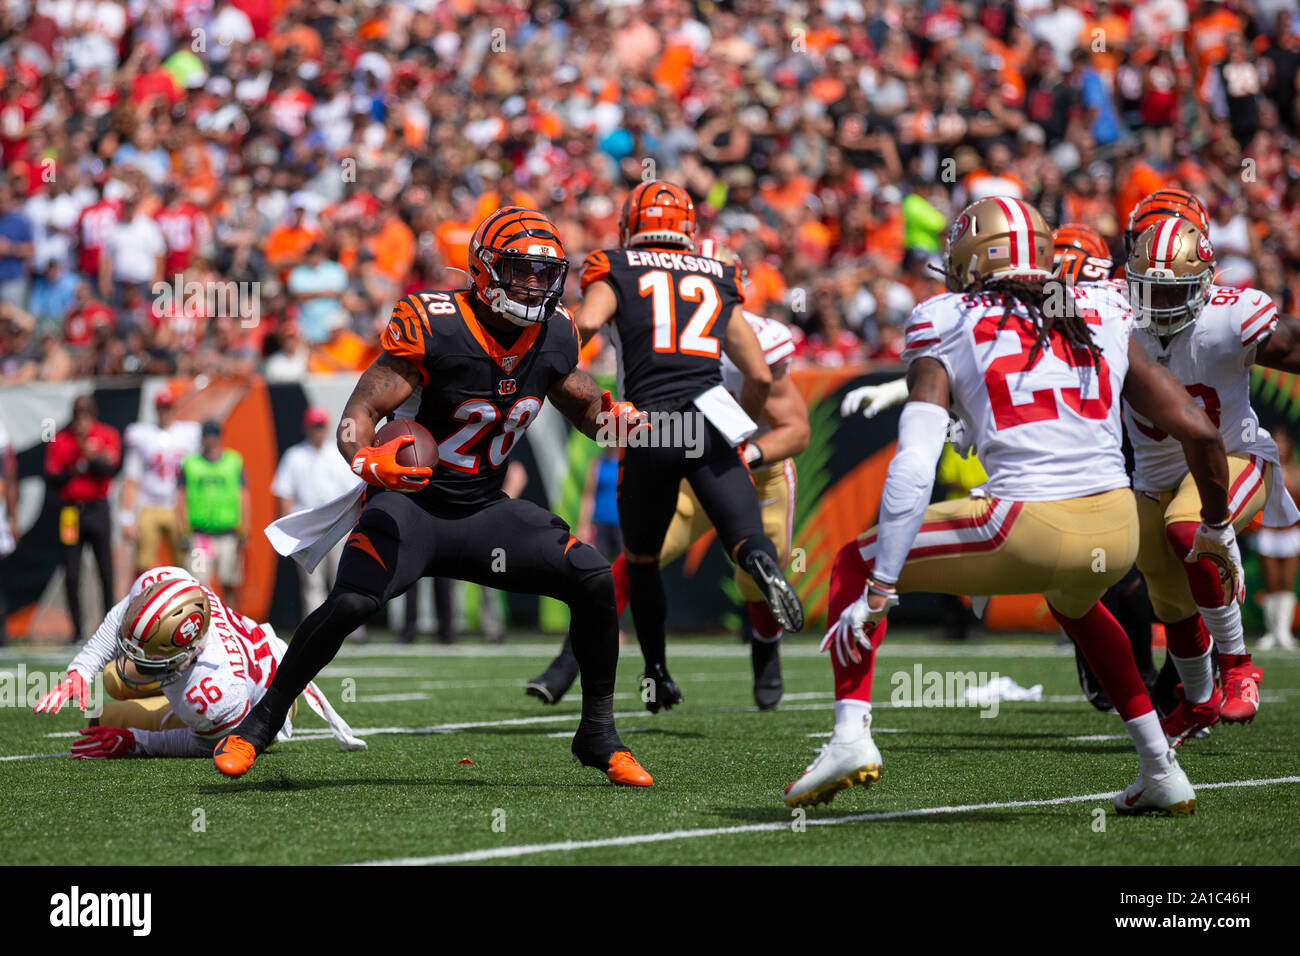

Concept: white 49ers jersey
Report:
left=161, top=595, right=288, bottom=740
left=1124, top=285, right=1298, bottom=522
left=123, top=420, right=201, bottom=507
left=720, top=311, right=796, bottom=446
left=902, top=284, right=1134, bottom=501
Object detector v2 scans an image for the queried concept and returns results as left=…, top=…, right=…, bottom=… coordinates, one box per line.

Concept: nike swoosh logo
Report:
left=1125, top=789, right=1144, bottom=806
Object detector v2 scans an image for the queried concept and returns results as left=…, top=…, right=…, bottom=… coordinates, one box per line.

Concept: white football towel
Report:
left=961, top=676, right=1044, bottom=706
left=264, top=478, right=365, bottom=572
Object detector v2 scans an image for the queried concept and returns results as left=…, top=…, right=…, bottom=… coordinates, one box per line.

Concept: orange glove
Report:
left=351, top=435, right=432, bottom=493
left=600, top=390, right=650, bottom=443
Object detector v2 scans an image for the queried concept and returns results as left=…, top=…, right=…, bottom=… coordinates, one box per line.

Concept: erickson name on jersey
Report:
left=581, top=247, right=743, bottom=413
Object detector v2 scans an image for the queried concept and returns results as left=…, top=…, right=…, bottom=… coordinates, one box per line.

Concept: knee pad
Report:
left=564, top=541, right=615, bottom=605
left=326, top=588, right=381, bottom=627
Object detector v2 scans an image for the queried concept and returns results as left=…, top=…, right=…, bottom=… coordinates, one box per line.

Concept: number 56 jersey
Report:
left=901, top=283, right=1135, bottom=501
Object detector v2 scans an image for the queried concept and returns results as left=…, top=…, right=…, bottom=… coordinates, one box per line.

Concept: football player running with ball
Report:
left=527, top=238, right=809, bottom=709
left=1125, top=214, right=1300, bottom=742
left=785, top=196, right=1236, bottom=816
left=211, top=207, right=654, bottom=786
left=574, top=181, right=804, bottom=712
left=33, top=565, right=362, bottom=757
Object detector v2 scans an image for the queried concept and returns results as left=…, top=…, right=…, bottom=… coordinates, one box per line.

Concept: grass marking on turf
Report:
left=349, top=775, right=1300, bottom=866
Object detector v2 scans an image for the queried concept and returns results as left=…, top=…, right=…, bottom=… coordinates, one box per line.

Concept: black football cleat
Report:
left=744, top=552, right=804, bottom=633
left=1074, top=644, right=1114, bottom=713
left=525, top=644, right=579, bottom=705
left=752, top=639, right=783, bottom=710
left=642, top=664, right=683, bottom=714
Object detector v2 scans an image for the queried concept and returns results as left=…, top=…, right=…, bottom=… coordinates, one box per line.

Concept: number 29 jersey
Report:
left=901, top=283, right=1134, bottom=501
left=380, top=289, right=580, bottom=512
left=581, top=246, right=743, bottom=412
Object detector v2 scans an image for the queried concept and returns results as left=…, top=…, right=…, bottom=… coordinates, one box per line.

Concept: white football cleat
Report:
left=1113, top=756, right=1196, bottom=816
left=783, top=725, right=882, bottom=808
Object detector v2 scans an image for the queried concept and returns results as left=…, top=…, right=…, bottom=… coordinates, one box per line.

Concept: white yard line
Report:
left=349, top=776, right=1300, bottom=866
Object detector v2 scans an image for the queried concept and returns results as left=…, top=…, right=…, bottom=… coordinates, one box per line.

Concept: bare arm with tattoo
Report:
left=338, top=352, right=424, bottom=462
left=547, top=366, right=608, bottom=440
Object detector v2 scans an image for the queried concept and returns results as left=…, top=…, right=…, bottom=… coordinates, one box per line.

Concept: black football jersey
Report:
left=380, top=289, right=579, bottom=511
left=581, top=246, right=743, bottom=412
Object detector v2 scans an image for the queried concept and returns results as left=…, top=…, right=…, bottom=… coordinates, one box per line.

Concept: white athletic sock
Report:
left=832, top=699, right=871, bottom=742
left=1198, top=602, right=1246, bottom=656
left=1275, top=592, right=1296, bottom=644
left=1170, top=649, right=1215, bottom=704
left=1124, top=710, right=1173, bottom=772
left=1262, top=593, right=1282, bottom=642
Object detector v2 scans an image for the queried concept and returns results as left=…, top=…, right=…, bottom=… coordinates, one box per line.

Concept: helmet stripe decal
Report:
left=1155, top=218, right=1180, bottom=262
left=131, top=579, right=199, bottom=642
left=994, top=198, right=1032, bottom=270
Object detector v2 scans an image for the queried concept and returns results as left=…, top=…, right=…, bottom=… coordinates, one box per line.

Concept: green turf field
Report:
left=2, top=635, right=1298, bottom=865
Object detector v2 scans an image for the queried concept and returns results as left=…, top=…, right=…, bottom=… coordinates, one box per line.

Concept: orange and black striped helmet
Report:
left=619, top=180, right=695, bottom=249
left=1052, top=223, right=1114, bottom=284
left=1124, top=188, right=1209, bottom=257
left=468, top=206, right=569, bottom=327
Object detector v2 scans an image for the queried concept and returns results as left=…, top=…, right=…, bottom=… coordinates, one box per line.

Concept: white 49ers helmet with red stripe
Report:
left=1126, top=216, right=1215, bottom=336
left=115, top=578, right=211, bottom=689
left=944, top=196, right=1053, bottom=292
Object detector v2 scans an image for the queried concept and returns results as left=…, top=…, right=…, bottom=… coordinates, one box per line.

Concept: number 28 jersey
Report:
left=581, top=246, right=743, bottom=412
left=380, top=289, right=580, bottom=511
left=901, top=284, right=1134, bottom=501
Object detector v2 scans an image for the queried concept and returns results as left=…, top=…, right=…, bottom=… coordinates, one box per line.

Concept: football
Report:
left=373, top=418, right=439, bottom=471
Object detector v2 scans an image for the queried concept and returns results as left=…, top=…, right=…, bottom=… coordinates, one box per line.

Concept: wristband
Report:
left=743, top=443, right=764, bottom=466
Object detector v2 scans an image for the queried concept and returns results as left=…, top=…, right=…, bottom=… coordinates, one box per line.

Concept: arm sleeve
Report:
left=132, top=727, right=213, bottom=758
left=1237, top=290, right=1278, bottom=368
left=68, top=594, right=132, bottom=680
left=871, top=401, right=951, bottom=585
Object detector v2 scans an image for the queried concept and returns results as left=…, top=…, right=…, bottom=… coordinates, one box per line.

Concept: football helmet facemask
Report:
left=468, top=206, right=569, bottom=327
left=1126, top=216, right=1216, bottom=337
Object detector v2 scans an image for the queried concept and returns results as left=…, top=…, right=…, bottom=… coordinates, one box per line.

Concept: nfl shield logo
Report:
left=502, top=355, right=518, bottom=371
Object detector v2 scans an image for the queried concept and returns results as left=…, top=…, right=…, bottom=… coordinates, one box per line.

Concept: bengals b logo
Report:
left=498, top=378, right=517, bottom=395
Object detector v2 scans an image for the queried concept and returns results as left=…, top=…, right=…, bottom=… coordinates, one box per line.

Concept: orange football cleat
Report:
left=605, top=751, right=654, bottom=787
left=213, top=735, right=258, bottom=777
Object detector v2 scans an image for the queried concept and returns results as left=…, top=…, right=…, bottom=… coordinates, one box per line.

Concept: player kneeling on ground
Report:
left=785, top=197, right=1236, bottom=817
left=33, top=565, right=363, bottom=758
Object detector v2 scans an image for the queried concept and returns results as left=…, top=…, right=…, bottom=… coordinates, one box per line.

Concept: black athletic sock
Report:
left=241, top=590, right=376, bottom=750
left=625, top=560, right=668, bottom=671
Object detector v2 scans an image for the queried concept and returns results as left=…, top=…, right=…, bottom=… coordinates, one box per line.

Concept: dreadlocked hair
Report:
left=942, top=267, right=1104, bottom=372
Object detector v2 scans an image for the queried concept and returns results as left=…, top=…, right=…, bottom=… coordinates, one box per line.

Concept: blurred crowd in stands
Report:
left=1, top=0, right=1299, bottom=384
